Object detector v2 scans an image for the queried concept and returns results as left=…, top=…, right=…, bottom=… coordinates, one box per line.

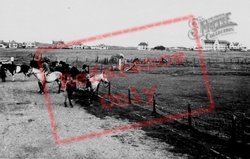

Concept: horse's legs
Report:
left=11, top=73, right=15, bottom=82
left=64, top=91, right=68, bottom=107
left=69, top=95, right=73, bottom=108
left=88, top=90, right=93, bottom=106
left=1, top=77, right=6, bottom=82
left=64, top=89, right=73, bottom=108
left=22, top=73, right=26, bottom=81
left=38, top=81, right=44, bottom=94
left=56, top=78, right=61, bottom=94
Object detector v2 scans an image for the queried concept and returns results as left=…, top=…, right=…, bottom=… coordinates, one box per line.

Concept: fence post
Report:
left=128, top=86, right=131, bottom=104
left=100, top=64, right=103, bottom=73
left=230, top=115, right=236, bottom=143
left=96, top=56, right=99, bottom=63
left=108, top=82, right=111, bottom=95
left=152, top=93, right=156, bottom=113
left=188, top=104, right=192, bottom=127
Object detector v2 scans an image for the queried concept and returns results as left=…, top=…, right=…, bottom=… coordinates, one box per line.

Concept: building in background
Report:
left=8, top=40, right=19, bottom=48
left=201, top=39, right=230, bottom=51
left=52, top=40, right=64, bottom=49
left=22, top=42, right=36, bottom=48
left=229, top=42, right=243, bottom=51
left=0, top=40, right=8, bottom=48
left=137, top=42, right=148, bottom=50
left=73, top=44, right=84, bottom=49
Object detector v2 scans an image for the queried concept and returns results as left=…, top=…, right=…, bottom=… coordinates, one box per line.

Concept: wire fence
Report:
left=90, top=56, right=250, bottom=145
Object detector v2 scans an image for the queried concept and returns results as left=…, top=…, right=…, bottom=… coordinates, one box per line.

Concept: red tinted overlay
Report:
left=35, top=15, right=214, bottom=145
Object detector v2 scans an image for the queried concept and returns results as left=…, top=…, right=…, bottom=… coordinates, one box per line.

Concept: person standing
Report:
left=0, top=62, right=7, bottom=82
left=82, top=64, right=91, bottom=90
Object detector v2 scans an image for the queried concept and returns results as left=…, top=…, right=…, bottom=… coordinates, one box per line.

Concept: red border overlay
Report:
left=35, top=15, right=214, bottom=145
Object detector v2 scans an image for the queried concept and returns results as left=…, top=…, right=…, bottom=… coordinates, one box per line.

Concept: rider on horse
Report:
left=42, top=61, right=51, bottom=77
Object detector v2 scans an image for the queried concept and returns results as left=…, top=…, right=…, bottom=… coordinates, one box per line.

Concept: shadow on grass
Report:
left=72, top=92, right=249, bottom=158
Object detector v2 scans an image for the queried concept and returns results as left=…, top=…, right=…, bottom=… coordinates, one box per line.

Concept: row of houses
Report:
left=194, top=39, right=247, bottom=51
left=137, top=40, right=248, bottom=51
left=199, top=39, right=246, bottom=51
left=0, top=40, right=109, bottom=50
left=0, top=40, right=50, bottom=49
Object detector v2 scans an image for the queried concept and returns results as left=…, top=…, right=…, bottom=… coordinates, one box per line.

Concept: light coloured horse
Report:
left=27, top=67, right=62, bottom=94
left=64, top=72, right=109, bottom=107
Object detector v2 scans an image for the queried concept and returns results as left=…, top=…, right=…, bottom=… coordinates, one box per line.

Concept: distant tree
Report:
left=154, top=46, right=165, bottom=51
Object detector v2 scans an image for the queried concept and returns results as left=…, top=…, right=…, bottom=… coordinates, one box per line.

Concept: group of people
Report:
left=42, top=60, right=91, bottom=90
left=0, top=59, right=91, bottom=91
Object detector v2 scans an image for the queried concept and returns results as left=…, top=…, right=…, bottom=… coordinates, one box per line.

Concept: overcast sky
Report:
left=1, top=0, right=250, bottom=48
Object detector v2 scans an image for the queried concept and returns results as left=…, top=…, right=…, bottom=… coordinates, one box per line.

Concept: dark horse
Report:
left=2, top=62, right=30, bottom=81
left=63, top=71, right=109, bottom=108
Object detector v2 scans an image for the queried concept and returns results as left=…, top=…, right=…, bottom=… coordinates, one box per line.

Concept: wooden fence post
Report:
left=108, top=82, right=111, bottom=95
left=188, top=104, right=192, bottom=127
left=230, top=115, right=236, bottom=143
left=96, top=56, right=99, bottom=63
left=100, top=64, right=103, bottom=73
left=128, top=86, right=131, bottom=104
left=152, top=93, right=156, bottom=113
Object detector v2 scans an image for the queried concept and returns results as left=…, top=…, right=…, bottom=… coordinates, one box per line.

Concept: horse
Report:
left=64, top=71, right=109, bottom=108
left=2, top=63, right=30, bottom=81
left=26, top=67, right=62, bottom=94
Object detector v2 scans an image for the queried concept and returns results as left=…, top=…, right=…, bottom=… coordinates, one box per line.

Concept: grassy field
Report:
left=1, top=48, right=250, bottom=157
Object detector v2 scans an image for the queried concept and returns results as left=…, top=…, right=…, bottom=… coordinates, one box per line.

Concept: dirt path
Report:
left=0, top=75, right=188, bottom=158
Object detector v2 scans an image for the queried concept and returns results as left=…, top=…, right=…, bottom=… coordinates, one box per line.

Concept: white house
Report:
left=138, top=42, right=148, bottom=50
left=8, top=40, right=19, bottom=48
left=73, top=44, right=84, bottom=49
left=201, top=39, right=230, bottom=51
left=0, top=40, right=7, bottom=48
left=23, top=42, right=36, bottom=48
left=229, top=42, right=243, bottom=50
left=91, top=44, right=108, bottom=50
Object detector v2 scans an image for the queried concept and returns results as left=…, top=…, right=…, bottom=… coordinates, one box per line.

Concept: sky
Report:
left=1, top=0, right=250, bottom=48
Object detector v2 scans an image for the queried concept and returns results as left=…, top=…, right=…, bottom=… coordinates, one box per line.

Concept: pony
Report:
left=2, top=63, right=30, bottom=81
left=64, top=71, right=109, bottom=108
left=26, top=67, right=62, bottom=94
